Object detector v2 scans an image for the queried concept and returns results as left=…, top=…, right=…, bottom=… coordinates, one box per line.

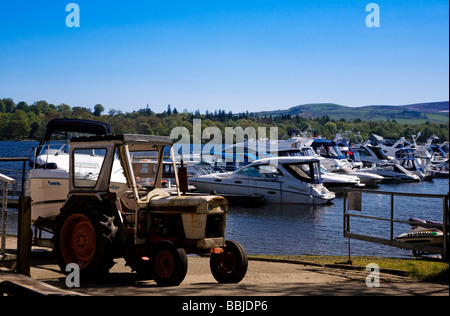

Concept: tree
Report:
left=8, top=109, right=30, bottom=140
left=0, top=99, right=5, bottom=113
left=57, top=104, right=71, bottom=112
left=2, top=98, right=15, bottom=113
left=16, top=101, right=29, bottom=112
left=93, top=104, right=105, bottom=117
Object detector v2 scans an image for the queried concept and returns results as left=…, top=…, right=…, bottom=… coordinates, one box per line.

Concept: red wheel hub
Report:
left=216, top=249, right=237, bottom=275
left=154, top=250, right=175, bottom=278
left=60, top=214, right=96, bottom=269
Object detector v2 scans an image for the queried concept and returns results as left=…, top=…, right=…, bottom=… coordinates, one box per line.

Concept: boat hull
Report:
left=190, top=178, right=333, bottom=205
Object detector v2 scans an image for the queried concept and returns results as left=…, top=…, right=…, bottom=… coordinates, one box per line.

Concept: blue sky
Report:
left=0, top=0, right=448, bottom=114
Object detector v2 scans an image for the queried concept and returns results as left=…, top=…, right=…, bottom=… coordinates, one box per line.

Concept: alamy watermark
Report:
left=66, top=3, right=80, bottom=28
left=64, top=3, right=379, bottom=29
left=366, top=3, right=380, bottom=28
left=365, top=263, right=380, bottom=287
left=65, top=263, right=80, bottom=288
left=170, top=119, right=279, bottom=166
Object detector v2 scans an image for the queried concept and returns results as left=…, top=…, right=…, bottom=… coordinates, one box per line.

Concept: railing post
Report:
left=1, top=182, right=7, bottom=256
left=443, top=193, right=449, bottom=262
left=390, top=193, right=394, bottom=243
left=343, top=189, right=347, bottom=237
left=17, top=196, right=32, bottom=276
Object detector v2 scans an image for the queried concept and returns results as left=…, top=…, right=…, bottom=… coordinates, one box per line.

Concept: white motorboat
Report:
left=395, top=218, right=444, bottom=257
left=309, top=139, right=352, bottom=171
left=331, top=166, right=383, bottom=187
left=189, top=157, right=335, bottom=205
left=351, top=143, right=394, bottom=167
left=356, top=162, right=421, bottom=183
left=216, top=139, right=366, bottom=191
left=26, top=119, right=128, bottom=223
left=319, top=166, right=364, bottom=191
left=395, top=149, right=434, bottom=181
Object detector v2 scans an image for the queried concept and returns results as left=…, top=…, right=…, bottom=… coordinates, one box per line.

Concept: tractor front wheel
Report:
left=151, top=241, right=188, bottom=286
left=210, top=240, right=248, bottom=283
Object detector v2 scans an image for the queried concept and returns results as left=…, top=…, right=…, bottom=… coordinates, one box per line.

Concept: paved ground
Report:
left=1, top=236, right=449, bottom=296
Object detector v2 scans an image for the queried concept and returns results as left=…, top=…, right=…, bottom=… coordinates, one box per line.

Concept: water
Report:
left=228, top=180, right=448, bottom=258
left=1, top=141, right=448, bottom=258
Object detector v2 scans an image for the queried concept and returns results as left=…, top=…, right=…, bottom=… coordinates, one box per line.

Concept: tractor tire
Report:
left=210, top=240, right=248, bottom=284
left=53, top=201, right=115, bottom=282
left=151, top=241, right=188, bottom=286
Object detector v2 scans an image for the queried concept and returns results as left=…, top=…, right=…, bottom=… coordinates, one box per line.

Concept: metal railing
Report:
left=1, top=173, right=16, bottom=257
left=0, top=157, right=29, bottom=198
left=343, top=188, right=449, bottom=261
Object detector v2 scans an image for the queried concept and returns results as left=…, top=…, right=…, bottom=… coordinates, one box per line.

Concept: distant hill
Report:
left=253, top=101, right=449, bottom=124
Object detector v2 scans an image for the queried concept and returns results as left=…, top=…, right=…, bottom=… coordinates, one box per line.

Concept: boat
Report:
left=356, top=162, right=421, bottom=183
left=189, top=157, right=335, bottom=205
left=350, top=143, right=394, bottom=167
left=432, top=160, right=449, bottom=178
left=26, top=119, right=128, bottom=223
left=395, top=148, right=434, bottom=181
left=395, top=218, right=444, bottom=256
left=331, top=166, right=383, bottom=187
left=368, top=133, right=411, bottom=160
left=309, top=139, right=351, bottom=171
left=214, top=139, right=366, bottom=191
left=318, top=166, right=364, bottom=191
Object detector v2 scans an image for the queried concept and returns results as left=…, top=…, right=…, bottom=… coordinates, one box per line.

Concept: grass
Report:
left=249, top=255, right=449, bottom=284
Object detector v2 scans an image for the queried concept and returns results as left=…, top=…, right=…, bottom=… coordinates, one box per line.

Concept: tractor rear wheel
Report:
left=151, top=241, right=188, bottom=286
left=53, top=202, right=115, bottom=282
left=210, top=240, right=248, bottom=283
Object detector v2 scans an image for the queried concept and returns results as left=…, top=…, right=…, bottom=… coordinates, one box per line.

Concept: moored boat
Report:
left=26, top=119, right=128, bottom=223
left=189, top=157, right=335, bottom=205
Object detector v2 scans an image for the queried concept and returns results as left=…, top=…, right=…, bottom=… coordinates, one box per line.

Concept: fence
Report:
left=343, top=188, right=449, bottom=261
left=1, top=173, right=16, bottom=257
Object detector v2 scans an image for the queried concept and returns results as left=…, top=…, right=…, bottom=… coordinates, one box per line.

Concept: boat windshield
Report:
left=301, top=148, right=315, bottom=157
left=372, top=147, right=389, bottom=160
left=237, top=164, right=282, bottom=179
left=38, top=141, right=69, bottom=156
left=314, top=144, right=346, bottom=160
left=349, top=150, right=362, bottom=162
left=399, top=158, right=423, bottom=172
left=283, top=161, right=322, bottom=184
left=278, top=150, right=303, bottom=157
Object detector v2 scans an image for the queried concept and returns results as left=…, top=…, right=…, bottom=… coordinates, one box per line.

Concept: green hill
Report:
left=253, top=101, right=449, bottom=124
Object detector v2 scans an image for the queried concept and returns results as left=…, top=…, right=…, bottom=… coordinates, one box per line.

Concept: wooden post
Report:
left=444, top=193, right=449, bottom=262
left=1, top=184, right=7, bottom=256
left=17, top=196, right=32, bottom=276
left=178, top=166, right=189, bottom=195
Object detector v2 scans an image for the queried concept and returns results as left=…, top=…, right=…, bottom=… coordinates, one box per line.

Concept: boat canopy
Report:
left=41, top=119, right=112, bottom=145
left=311, top=139, right=346, bottom=160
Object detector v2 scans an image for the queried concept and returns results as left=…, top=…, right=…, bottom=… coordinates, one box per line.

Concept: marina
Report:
left=0, top=126, right=448, bottom=297
left=1, top=1, right=448, bottom=298
left=0, top=136, right=448, bottom=259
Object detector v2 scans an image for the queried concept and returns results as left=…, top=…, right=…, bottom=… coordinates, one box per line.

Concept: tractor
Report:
left=52, top=134, right=247, bottom=286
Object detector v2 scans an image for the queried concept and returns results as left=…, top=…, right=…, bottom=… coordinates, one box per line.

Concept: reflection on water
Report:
left=227, top=202, right=345, bottom=256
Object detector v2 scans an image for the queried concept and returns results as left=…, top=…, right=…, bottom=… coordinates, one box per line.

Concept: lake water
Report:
left=1, top=141, right=448, bottom=258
